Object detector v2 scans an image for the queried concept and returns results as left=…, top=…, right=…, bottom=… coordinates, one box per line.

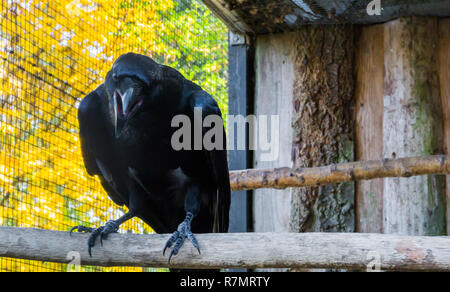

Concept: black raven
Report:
left=71, top=53, right=230, bottom=262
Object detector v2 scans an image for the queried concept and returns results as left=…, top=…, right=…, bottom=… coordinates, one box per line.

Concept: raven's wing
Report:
left=190, top=89, right=231, bottom=233
left=78, top=89, right=102, bottom=176
left=78, top=85, right=126, bottom=206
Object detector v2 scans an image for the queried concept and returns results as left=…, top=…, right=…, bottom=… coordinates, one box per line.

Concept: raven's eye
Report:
left=112, top=73, right=118, bottom=82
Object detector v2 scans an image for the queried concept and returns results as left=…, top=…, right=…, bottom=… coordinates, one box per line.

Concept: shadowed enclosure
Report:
left=0, top=0, right=227, bottom=271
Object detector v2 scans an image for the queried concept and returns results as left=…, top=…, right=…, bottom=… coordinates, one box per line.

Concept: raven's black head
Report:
left=105, top=53, right=163, bottom=139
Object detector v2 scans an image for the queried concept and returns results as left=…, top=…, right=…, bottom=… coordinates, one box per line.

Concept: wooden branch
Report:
left=230, top=155, right=450, bottom=191
left=2, top=227, right=450, bottom=271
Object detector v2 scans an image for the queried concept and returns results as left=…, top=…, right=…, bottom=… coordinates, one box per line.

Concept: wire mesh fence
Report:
left=0, top=0, right=228, bottom=271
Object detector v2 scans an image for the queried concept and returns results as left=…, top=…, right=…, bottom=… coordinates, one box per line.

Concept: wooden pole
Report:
left=230, top=155, right=450, bottom=191
left=1, top=227, right=450, bottom=271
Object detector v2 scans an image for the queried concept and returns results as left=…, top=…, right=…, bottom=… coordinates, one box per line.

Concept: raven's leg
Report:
left=163, top=184, right=201, bottom=263
left=71, top=211, right=135, bottom=256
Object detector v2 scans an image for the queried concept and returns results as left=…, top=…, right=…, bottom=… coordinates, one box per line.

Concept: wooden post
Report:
left=228, top=32, right=252, bottom=235
left=290, top=25, right=355, bottom=233
left=439, top=18, right=450, bottom=235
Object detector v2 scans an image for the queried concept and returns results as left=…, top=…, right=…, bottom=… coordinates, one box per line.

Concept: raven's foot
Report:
left=163, top=212, right=200, bottom=263
left=70, top=220, right=119, bottom=256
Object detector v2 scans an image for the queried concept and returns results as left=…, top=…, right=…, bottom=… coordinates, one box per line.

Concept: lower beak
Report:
left=115, top=116, right=126, bottom=139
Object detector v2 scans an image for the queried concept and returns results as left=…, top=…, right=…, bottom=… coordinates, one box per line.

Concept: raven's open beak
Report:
left=113, top=88, right=133, bottom=139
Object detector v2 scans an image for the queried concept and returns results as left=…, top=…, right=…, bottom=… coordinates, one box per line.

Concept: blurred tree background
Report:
left=0, top=0, right=228, bottom=271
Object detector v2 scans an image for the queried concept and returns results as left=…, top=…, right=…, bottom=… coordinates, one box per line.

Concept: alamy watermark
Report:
left=366, top=250, right=381, bottom=272
left=171, top=107, right=279, bottom=162
left=366, top=0, right=382, bottom=16
left=66, top=251, right=81, bottom=272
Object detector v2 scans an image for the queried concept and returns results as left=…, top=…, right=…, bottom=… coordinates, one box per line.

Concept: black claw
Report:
left=70, top=226, right=78, bottom=236
left=168, top=249, right=176, bottom=264
left=187, top=232, right=200, bottom=251
left=87, top=230, right=101, bottom=257
left=163, top=231, right=179, bottom=256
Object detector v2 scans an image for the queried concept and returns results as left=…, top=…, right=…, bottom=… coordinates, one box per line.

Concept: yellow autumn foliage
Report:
left=0, top=0, right=227, bottom=271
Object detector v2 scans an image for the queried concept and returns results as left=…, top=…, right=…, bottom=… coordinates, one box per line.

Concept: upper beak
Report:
left=113, top=88, right=133, bottom=139
left=117, top=88, right=134, bottom=116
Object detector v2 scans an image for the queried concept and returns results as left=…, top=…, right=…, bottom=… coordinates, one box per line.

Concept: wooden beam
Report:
left=2, top=227, right=450, bottom=271
left=230, top=155, right=450, bottom=191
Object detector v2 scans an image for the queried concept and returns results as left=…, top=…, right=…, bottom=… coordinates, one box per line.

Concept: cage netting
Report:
left=0, top=0, right=228, bottom=271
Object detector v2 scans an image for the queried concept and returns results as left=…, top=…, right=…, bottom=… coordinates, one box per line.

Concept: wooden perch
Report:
left=1, top=227, right=450, bottom=271
left=229, top=155, right=450, bottom=191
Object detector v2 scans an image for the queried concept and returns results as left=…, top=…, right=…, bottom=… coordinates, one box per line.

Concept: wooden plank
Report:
left=438, top=18, right=450, bottom=235
left=355, top=24, right=385, bottom=233
left=253, top=33, right=295, bottom=233
left=382, top=17, right=445, bottom=235
left=3, top=227, right=450, bottom=271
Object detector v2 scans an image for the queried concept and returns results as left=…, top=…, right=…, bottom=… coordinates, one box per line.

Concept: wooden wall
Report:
left=253, top=17, right=450, bottom=238
left=356, top=17, right=448, bottom=236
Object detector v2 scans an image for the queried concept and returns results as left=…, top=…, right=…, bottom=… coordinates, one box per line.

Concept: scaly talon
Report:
left=100, top=220, right=119, bottom=246
left=163, top=213, right=200, bottom=263
left=70, top=221, right=119, bottom=257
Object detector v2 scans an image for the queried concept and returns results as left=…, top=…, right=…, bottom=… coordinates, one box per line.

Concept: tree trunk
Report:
left=290, top=25, right=356, bottom=233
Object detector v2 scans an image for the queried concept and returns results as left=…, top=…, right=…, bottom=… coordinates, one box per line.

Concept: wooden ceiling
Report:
left=202, top=0, right=450, bottom=34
